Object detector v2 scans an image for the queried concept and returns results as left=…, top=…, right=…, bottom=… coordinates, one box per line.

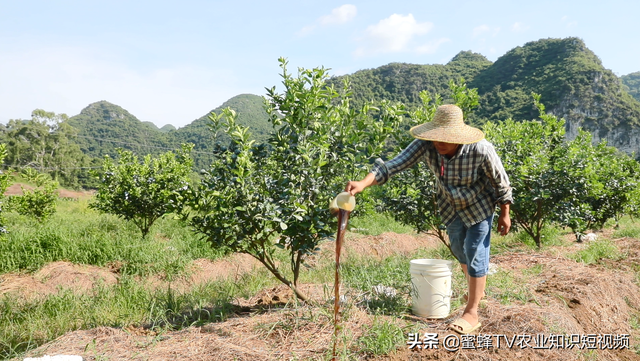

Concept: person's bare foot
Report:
left=449, top=311, right=481, bottom=334
left=461, top=310, right=478, bottom=325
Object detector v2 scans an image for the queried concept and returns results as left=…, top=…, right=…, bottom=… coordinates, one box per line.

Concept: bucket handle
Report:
left=412, top=272, right=453, bottom=299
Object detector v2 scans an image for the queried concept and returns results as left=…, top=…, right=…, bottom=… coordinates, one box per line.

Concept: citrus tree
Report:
left=11, top=168, right=58, bottom=222
left=484, top=95, right=575, bottom=247
left=485, top=93, right=640, bottom=245
left=91, top=144, right=193, bottom=237
left=185, top=58, right=404, bottom=301
left=581, top=144, right=640, bottom=230
left=555, top=133, right=640, bottom=235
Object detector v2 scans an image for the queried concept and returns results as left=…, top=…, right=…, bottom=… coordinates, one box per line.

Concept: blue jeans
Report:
left=446, top=214, right=493, bottom=277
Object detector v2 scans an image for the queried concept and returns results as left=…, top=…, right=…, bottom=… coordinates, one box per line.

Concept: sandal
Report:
left=449, top=318, right=482, bottom=334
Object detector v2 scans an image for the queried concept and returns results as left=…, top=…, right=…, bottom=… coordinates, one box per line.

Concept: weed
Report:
left=487, top=269, right=537, bottom=305
left=540, top=316, right=566, bottom=335
left=522, top=263, right=545, bottom=276
left=577, top=348, right=598, bottom=361
left=412, top=244, right=456, bottom=261
left=367, top=294, right=409, bottom=316
left=348, top=212, right=414, bottom=236
left=342, top=255, right=410, bottom=291
left=0, top=204, right=224, bottom=276
left=613, top=226, right=640, bottom=239
left=569, top=239, right=624, bottom=264
left=327, top=328, right=357, bottom=361
left=340, top=255, right=411, bottom=317
left=357, top=317, right=406, bottom=355
left=519, top=225, right=565, bottom=248
left=255, top=306, right=323, bottom=341
left=630, top=312, right=640, bottom=330
left=0, top=273, right=243, bottom=358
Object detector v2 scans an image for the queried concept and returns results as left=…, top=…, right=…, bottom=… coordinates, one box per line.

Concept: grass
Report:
left=569, top=239, right=625, bottom=264
left=522, top=263, right=545, bottom=276
left=487, top=269, right=539, bottom=305
left=356, top=317, right=406, bottom=356
left=347, top=211, right=414, bottom=236
left=631, top=312, right=640, bottom=330
left=0, top=200, right=225, bottom=277
left=0, top=199, right=247, bottom=358
left=613, top=221, right=640, bottom=239
left=492, top=223, right=568, bottom=254
left=340, top=254, right=411, bottom=316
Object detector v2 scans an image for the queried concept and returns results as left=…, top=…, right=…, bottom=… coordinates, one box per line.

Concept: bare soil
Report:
left=5, top=231, right=640, bottom=361
left=4, top=183, right=94, bottom=199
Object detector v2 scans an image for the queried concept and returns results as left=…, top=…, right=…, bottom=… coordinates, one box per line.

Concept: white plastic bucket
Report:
left=410, top=259, right=453, bottom=319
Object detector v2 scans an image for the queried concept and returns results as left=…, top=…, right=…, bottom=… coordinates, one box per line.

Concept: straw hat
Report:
left=409, top=104, right=484, bottom=144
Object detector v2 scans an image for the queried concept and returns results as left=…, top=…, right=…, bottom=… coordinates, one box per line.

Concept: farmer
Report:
left=345, top=104, right=512, bottom=334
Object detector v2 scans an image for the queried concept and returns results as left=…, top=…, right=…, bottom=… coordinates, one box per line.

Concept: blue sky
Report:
left=1, top=0, right=639, bottom=128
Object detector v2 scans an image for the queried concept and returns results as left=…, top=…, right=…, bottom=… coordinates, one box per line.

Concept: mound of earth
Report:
left=4, top=183, right=94, bottom=199
left=9, top=233, right=640, bottom=360
left=0, top=262, right=118, bottom=300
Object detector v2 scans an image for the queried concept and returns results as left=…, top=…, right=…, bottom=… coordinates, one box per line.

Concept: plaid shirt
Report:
left=372, top=139, right=513, bottom=227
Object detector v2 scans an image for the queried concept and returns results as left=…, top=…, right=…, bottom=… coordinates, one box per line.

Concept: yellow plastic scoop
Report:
left=330, top=192, right=356, bottom=215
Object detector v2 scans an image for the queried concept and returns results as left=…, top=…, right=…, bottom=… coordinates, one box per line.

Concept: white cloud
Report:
left=0, top=46, right=239, bottom=128
left=354, top=13, right=433, bottom=56
left=319, top=4, right=357, bottom=25
left=298, top=4, right=357, bottom=37
left=472, top=25, right=491, bottom=38
left=511, top=22, right=529, bottom=32
left=472, top=25, right=500, bottom=39
left=416, top=38, right=450, bottom=54
left=298, top=25, right=316, bottom=37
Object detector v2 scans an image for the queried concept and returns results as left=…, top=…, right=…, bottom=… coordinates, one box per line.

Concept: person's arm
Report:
left=497, top=202, right=511, bottom=236
left=482, top=147, right=513, bottom=206
left=482, top=143, right=513, bottom=236
left=345, top=172, right=378, bottom=195
left=347, top=139, right=428, bottom=196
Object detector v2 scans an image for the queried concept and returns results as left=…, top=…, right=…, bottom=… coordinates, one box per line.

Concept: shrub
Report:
left=12, top=168, right=57, bottom=222
left=91, top=145, right=193, bottom=237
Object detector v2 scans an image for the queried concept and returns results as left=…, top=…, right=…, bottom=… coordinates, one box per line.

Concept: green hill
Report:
left=67, top=101, right=171, bottom=159
left=170, top=93, right=271, bottom=169
left=66, top=94, right=271, bottom=170
left=160, top=124, right=177, bottom=132
left=328, top=50, right=492, bottom=111
left=470, top=37, right=640, bottom=132
left=65, top=39, right=640, bottom=164
left=622, top=71, right=640, bottom=102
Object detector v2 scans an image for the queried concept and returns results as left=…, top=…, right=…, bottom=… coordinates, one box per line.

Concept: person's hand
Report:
left=345, top=173, right=377, bottom=195
left=345, top=180, right=367, bottom=196
left=497, top=213, right=511, bottom=236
